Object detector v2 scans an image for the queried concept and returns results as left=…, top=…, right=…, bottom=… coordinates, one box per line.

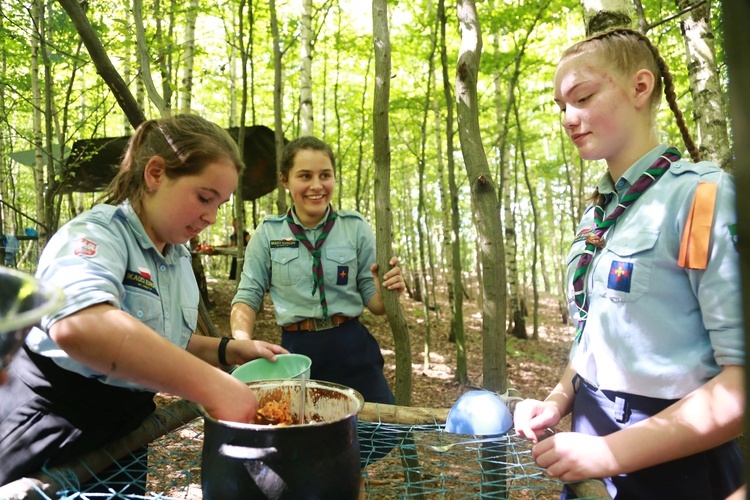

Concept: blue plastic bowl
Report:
left=231, top=353, right=312, bottom=383
left=445, top=390, right=513, bottom=436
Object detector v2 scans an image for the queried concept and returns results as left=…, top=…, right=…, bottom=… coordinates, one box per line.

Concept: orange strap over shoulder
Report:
left=678, top=181, right=718, bottom=270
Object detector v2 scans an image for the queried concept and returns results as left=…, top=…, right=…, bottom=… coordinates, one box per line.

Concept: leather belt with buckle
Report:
left=283, top=315, right=356, bottom=332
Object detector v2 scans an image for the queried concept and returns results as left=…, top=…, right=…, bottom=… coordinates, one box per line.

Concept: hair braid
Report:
left=626, top=30, right=701, bottom=162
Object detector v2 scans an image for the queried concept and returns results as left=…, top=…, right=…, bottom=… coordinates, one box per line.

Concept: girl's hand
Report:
left=202, top=373, right=259, bottom=423
left=370, top=257, right=405, bottom=296
left=532, top=431, right=618, bottom=482
left=229, top=339, right=288, bottom=365
left=513, top=398, right=562, bottom=443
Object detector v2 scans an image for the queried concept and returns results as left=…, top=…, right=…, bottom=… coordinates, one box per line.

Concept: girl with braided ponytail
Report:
left=513, top=28, right=743, bottom=498
left=0, top=114, right=286, bottom=493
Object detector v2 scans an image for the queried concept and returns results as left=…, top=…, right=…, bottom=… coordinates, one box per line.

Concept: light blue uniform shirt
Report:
left=25, top=201, right=199, bottom=391
left=232, top=208, right=378, bottom=325
left=567, top=144, right=744, bottom=399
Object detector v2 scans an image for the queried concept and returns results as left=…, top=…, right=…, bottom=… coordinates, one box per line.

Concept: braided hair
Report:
left=562, top=27, right=700, bottom=163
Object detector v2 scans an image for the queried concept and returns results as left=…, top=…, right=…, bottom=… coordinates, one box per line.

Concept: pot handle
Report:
left=219, top=444, right=278, bottom=461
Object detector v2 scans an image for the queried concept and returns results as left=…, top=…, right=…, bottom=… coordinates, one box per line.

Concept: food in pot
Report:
left=255, top=398, right=293, bottom=425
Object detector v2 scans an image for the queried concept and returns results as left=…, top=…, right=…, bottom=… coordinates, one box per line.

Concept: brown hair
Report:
left=562, top=27, right=700, bottom=163
left=105, top=114, right=243, bottom=208
left=279, top=136, right=336, bottom=182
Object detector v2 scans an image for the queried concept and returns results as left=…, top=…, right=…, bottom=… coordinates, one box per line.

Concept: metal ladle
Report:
left=298, top=372, right=306, bottom=425
left=428, top=436, right=506, bottom=453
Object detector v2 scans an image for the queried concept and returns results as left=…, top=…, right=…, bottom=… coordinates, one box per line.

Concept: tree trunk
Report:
left=456, top=0, right=506, bottom=393
left=439, top=0, right=466, bottom=381
left=269, top=0, right=287, bottom=215
left=31, top=0, right=47, bottom=249
left=372, top=0, right=412, bottom=406
left=493, top=35, right=524, bottom=340
left=0, top=11, right=7, bottom=242
left=57, top=0, right=147, bottom=127
left=515, top=100, right=539, bottom=340
left=180, top=0, right=199, bottom=113
left=676, top=0, right=732, bottom=171
left=722, top=0, right=750, bottom=482
left=417, top=12, right=438, bottom=371
left=234, top=0, right=252, bottom=281
left=133, top=0, right=168, bottom=115
left=300, top=0, right=313, bottom=136
left=155, top=0, right=173, bottom=110
left=581, top=0, right=635, bottom=35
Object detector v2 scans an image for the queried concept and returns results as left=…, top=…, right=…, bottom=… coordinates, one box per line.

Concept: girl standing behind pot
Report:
left=513, top=28, right=744, bottom=499
left=231, top=135, right=404, bottom=407
left=0, top=114, right=286, bottom=493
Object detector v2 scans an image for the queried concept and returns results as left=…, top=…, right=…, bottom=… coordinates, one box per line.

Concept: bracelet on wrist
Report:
left=218, top=337, right=233, bottom=367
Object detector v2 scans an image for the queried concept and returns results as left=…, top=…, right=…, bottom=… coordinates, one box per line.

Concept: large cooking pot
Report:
left=201, top=379, right=365, bottom=500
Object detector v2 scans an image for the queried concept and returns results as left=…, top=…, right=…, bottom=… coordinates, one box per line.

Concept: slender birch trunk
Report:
left=456, top=0, right=506, bottom=392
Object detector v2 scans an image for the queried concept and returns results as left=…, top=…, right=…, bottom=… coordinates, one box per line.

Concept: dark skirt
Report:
left=282, top=318, right=397, bottom=467
left=281, top=318, right=394, bottom=405
left=562, top=374, right=743, bottom=500
left=0, top=346, right=155, bottom=490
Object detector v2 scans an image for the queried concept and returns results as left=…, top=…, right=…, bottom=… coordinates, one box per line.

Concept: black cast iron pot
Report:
left=201, top=379, right=364, bottom=500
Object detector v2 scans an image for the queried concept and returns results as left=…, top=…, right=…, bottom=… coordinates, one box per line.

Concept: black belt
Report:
left=282, top=315, right=357, bottom=332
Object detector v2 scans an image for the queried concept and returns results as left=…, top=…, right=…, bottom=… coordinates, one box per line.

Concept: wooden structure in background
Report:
left=59, top=125, right=280, bottom=200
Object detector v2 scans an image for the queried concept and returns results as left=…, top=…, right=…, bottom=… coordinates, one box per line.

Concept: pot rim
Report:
left=202, top=378, right=365, bottom=429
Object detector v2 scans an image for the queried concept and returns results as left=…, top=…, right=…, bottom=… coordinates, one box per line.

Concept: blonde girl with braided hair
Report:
left=513, top=28, right=744, bottom=499
left=0, top=114, right=286, bottom=493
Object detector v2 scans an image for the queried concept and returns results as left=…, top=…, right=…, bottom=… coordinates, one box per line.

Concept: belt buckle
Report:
left=313, top=317, right=332, bottom=331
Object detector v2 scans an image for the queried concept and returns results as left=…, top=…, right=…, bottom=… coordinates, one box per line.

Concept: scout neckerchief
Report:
left=286, top=206, right=338, bottom=319
left=572, top=146, right=682, bottom=342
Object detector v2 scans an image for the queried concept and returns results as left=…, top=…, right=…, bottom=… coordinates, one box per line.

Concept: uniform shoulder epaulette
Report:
left=676, top=160, right=724, bottom=270
left=336, top=209, right=366, bottom=220
left=263, top=213, right=288, bottom=223
left=670, top=159, right=722, bottom=178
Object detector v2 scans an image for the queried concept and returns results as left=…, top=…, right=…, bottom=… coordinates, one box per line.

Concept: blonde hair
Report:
left=562, top=27, right=700, bottom=163
left=105, top=114, right=243, bottom=208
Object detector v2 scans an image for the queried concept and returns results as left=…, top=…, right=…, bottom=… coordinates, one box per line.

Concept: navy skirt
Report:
left=562, top=374, right=743, bottom=500
left=281, top=318, right=394, bottom=405
left=282, top=318, right=397, bottom=467
left=0, top=346, right=155, bottom=491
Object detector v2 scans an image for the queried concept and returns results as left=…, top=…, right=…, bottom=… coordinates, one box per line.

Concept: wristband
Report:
left=218, top=337, right=233, bottom=366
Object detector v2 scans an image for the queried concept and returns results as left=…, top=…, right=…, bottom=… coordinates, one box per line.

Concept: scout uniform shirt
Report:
left=25, top=201, right=199, bottom=391
left=566, top=144, right=744, bottom=400
left=232, top=207, right=378, bottom=325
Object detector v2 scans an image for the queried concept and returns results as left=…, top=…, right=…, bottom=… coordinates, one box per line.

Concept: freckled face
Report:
left=282, top=149, right=335, bottom=228
left=144, top=158, right=238, bottom=252
left=554, top=53, right=639, bottom=170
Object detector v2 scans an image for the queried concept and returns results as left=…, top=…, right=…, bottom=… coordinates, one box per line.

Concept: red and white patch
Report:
left=138, top=267, right=152, bottom=280
left=73, top=237, right=98, bottom=257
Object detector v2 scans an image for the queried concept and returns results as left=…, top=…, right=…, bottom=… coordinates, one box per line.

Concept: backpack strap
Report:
left=678, top=180, right=718, bottom=270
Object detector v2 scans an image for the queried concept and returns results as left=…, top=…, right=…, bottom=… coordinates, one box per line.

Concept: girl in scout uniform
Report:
left=0, top=114, right=286, bottom=492
left=513, top=28, right=744, bottom=499
left=231, top=136, right=405, bottom=405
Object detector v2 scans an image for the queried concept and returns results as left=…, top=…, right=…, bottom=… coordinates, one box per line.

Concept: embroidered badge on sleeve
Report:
left=607, top=261, right=633, bottom=293
left=337, top=266, right=349, bottom=285
left=73, top=237, right=98, bottom=257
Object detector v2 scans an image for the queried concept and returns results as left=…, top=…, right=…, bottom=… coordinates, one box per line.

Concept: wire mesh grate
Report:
left=3, top=399, right=608, bottom=500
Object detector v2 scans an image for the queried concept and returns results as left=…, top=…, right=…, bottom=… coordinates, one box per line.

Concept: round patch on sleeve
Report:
left=74, top=237, right=98, bottom=257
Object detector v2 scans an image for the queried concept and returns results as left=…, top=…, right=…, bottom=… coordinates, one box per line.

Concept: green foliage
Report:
left=0, top=0, right=731, bottom=296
